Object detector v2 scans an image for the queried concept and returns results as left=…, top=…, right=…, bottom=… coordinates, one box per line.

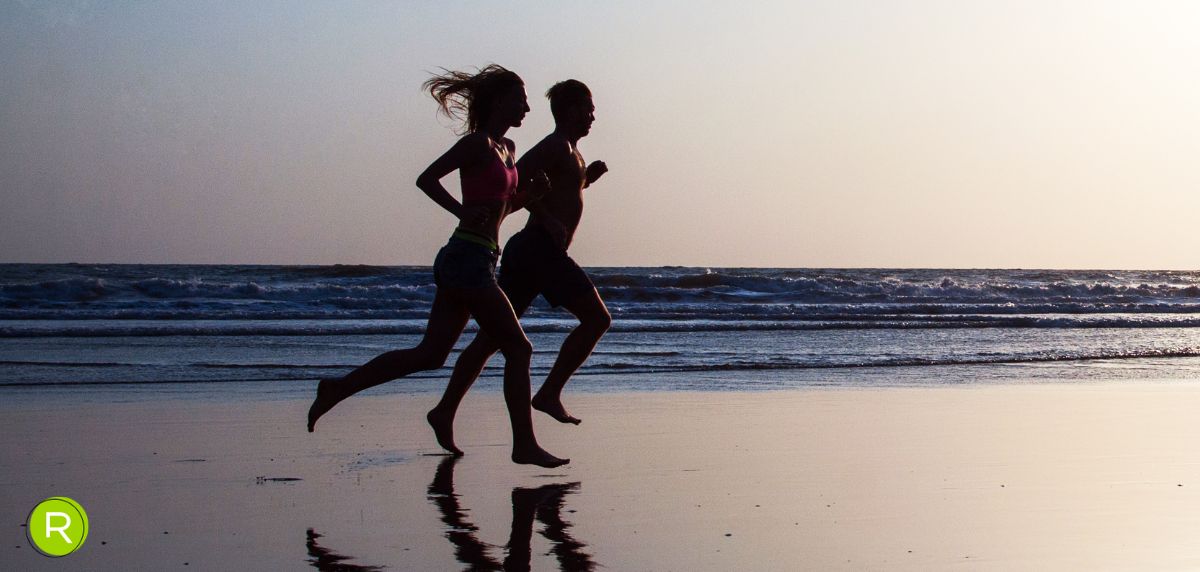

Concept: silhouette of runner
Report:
left=307, top=65, right=567, bottom=468
left=429, top=80, right=611, bottom=454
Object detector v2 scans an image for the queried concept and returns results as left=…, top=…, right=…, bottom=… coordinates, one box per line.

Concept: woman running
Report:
left=307, top=65, right=567, bottom=468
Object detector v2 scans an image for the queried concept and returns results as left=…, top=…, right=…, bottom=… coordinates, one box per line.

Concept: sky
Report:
left=2, top=1, right=1199, bottom=269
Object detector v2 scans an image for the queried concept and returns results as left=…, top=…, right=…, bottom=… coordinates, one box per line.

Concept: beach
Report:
left=6, top=383, right=1200, bottom=570
left=5, top=264, right=1200, bottom=569
left=7, top=0, right=1200, bottom=568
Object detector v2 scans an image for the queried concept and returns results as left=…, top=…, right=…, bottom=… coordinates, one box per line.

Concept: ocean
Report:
left=3, top=264, right=1200, bottom=401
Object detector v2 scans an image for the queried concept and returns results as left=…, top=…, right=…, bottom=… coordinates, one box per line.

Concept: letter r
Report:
left=45, top=512, right=72, bottom=543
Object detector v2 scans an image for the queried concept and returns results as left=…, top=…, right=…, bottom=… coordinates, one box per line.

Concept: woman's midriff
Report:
left=456, top=199, right=510, bottom=244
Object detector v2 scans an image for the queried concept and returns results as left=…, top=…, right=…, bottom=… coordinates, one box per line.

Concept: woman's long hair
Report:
left=423, top=64, right=523, bottom=134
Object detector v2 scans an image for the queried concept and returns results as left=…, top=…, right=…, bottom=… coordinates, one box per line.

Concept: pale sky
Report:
left=2, top=1, right=1198, bottom=268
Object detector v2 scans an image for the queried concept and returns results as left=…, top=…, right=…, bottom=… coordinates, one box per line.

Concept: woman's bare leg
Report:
left=308, top=289, right=470, bottom=432
left=428, top=289, right=536, bottom=455
left=464, top=286, right=568, bottom=468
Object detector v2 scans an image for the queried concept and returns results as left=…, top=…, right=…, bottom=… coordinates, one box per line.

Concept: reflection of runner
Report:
left=305, top=529, right=385, bottom=572
left=427, top=456, right=596, bottom=571
left=519, top=483, right=595, bottom=572
left=307, top=65, right=567, bottom=468
left=429, top=80, right=611, bottom=455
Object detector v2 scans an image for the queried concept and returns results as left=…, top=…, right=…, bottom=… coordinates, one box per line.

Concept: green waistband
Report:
left=452, top=228, right=499, bottom=252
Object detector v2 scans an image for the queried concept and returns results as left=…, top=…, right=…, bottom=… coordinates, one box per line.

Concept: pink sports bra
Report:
left=460, top=149, right=518, bottom=202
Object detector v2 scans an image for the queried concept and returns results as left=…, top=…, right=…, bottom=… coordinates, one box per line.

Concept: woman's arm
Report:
left=415, top=134, right=487, bottom=221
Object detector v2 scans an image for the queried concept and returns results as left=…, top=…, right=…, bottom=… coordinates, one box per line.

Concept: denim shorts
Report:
left=433, top=235, right=499, bottom=289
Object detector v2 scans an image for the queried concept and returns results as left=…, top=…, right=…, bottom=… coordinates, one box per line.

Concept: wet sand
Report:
left=5, top=383, right=1200, bottom=570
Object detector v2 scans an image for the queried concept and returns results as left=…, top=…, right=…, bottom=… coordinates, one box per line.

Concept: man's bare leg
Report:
left=532, top=288, right=610, bottom=425
left=427, top=332, right=500, bottom=456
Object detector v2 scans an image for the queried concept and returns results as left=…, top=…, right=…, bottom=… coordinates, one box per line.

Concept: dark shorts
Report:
left=498, top=226, right=595, bottom=308
left=433, top=236, right=499, bottom=290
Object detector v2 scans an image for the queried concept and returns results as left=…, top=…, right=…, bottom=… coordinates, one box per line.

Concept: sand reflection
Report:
left=305, top=528, right=385, bottom=571
left=427, top=455, right=596, bottom=571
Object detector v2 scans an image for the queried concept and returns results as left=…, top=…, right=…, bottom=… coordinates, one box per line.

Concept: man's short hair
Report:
left=546, top=80, right=592, bottom=121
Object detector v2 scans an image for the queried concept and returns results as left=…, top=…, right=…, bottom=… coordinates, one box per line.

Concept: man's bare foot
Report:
left=512, top=444, right=569, bottom=468
left=307, top=378, right=345, bottom=432
left=427, top=408, right=464, bottom=456
left=532, top=393, right=581, bottom=425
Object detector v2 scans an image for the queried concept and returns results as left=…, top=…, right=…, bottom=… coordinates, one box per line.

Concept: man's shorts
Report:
left=498, top=226, right=595, bottom=308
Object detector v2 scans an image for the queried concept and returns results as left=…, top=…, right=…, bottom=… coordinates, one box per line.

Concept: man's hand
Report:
left=585, top=160, right=608, bottom=186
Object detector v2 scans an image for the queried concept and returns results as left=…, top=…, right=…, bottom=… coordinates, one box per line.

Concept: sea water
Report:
left=2, top=264, right=1199, bottom=401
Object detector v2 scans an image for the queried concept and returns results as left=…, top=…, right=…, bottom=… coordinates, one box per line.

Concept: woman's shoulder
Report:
left=457, top=132, right=515, bottom=155
left=457, top=131, right=491, bottom=151
left=449, top=132, right=493, bottom=167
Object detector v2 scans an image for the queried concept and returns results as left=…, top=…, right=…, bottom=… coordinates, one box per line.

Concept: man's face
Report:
left=572, top=97, right=595, bottom=137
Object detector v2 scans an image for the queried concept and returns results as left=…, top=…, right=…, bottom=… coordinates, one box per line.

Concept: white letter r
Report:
left=45, top=512, right=72, bottom=544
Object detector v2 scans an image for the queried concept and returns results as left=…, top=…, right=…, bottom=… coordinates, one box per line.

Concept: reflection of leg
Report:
left=503, top=487, right=539, bottom=572
left=509, top=482, right=595, bottom=572
left=466, top=286, right=568, bottom=468
left=429, top=289, right=534, bottom=455
left=426, top=456, right=503, bottom=571
left=533, top=288, right=611, bottom=425
left=536, top=487, right=595, bottom=571
left=308, top=290, right=469, bottom=432
left=305, top=528, right=385, bottom=572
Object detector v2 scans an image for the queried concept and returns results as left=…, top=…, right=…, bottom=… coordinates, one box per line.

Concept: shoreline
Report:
left=5, top=373, right=1200, bottom=406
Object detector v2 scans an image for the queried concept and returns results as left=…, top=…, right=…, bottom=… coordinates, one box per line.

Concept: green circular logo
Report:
left=27, top=497, right=89, bottom=557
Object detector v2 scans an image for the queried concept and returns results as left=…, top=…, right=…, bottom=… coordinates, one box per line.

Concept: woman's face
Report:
left=494, top=83, right=530, bottom=128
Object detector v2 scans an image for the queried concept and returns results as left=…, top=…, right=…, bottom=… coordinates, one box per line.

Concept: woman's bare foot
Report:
left=307, top=378, right=346, bottom=432
left=532, top=392, right=581, bottom=425
left=512, top=444, right=569, bottom=468
left=427, top=408, right=464, bottom=456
